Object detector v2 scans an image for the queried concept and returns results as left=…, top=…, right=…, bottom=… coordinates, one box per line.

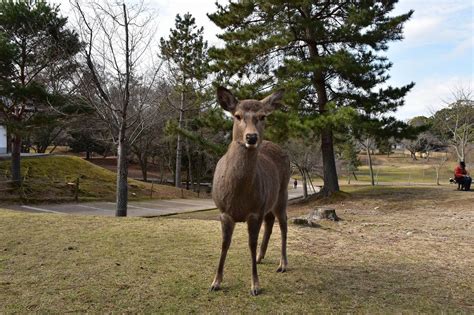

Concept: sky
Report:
left=54, top=0, right=473, bottom=121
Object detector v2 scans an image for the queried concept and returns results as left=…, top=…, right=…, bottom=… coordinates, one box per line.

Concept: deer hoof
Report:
left=210, top=282, right=221, bottom=292
left=276, top=266, right=287, bottom=273
left=250, top=288, right=260, bottom=296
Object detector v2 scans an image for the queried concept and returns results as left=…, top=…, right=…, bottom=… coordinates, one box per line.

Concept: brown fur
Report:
left=210, top=87, right=290, bottom=296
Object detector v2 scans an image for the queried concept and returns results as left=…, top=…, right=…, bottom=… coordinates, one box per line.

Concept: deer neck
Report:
left=225, top=141, right=259, bottom=184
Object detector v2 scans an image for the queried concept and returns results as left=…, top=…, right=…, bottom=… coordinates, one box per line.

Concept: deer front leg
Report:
left=210, top=213, right=235, bottom=291
left=247, top=214, right=263, bottom=296
left=257, top=212, right=275, bottom=263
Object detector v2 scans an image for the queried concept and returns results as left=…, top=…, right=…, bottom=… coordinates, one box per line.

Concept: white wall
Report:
left=0, top=125, right=7, bottom=154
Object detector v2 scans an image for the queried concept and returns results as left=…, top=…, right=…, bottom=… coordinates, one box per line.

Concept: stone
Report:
left=290, top=216, right=321, bottom=228
left=310, top=208, right=340, bottom=221
left=290, top=207, right=341, bottom=227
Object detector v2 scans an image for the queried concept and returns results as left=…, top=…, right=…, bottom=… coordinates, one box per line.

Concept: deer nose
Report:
left=246, top=133, right=258, bottom=145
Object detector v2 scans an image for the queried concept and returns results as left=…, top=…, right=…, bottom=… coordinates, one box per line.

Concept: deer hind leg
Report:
left=257, top=212, right=275, bottom=263
left=275, top=207, right=288, bottom=273
left=210, top=213, right=235, bottom=291
left=247, top=214, right=263, bottom=296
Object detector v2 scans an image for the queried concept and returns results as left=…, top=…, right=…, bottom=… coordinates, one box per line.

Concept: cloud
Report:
left=403, top=16, right=442, bottom=41
left=395, top=0, right=473, bottom=50
left=396, top=75, right=473, bottom=120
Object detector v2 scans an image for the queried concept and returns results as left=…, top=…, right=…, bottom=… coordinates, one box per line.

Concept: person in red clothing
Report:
left=454, top=161, right=471, bottom=191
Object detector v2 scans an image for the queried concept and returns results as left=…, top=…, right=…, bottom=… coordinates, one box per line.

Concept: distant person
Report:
left=454, top=161, right=471, bottom=191
left=293, top=179, right=298, bottom=189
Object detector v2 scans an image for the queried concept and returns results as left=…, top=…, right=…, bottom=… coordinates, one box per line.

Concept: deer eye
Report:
left=234, top=114, right=242, bottom=121
left=259, top=115, right=266, bottom=121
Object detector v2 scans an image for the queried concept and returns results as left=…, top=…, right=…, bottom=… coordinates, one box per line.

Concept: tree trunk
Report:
left=321, top=128, right=340, bottom=194
left=175, top=90, right=184, bottom=188
left=140, top=153, right=148, bottom=182
left=86, top=151, right=90, bottom=160
left=11, top=133, right=22, bottom=185
left=302, top=170, right=308, bottom=199
left=37, top=145, right=47, bottom=154
left=159, top=159, right=164, bottom=184
left=308, top=40, right=339, bottom=196
left=435, top=167, right=440, bottom=186
left=185, top=163, right=190, bottom=190
left=197, top=169, right=201, bottom=196
left=366, top=141, right=375, bottom=186
left=116, top=125, right=128, bottom=217
left=48, top=144, right=58, bottom=154
left=186, top=139, right=194, bottom=191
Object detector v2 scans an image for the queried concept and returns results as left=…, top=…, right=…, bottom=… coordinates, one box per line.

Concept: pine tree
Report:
left=0, top=0, right=80, bottom=184
left=160, top=13, right=210, bottom=188
left=208, top=1, right=414, bottom=195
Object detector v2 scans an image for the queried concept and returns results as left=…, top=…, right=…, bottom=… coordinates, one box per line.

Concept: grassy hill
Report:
left=0, top=156, right=196, bottom=203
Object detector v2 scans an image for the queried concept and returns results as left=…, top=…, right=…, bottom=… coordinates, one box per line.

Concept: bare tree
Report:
left=356, top=136, right=377, bottom=186
left=285, top=137, right=322, bottom=199
left=433, top=152, right=449, bottom=186
left=72, top=0, right=160, bottom=216
left=130, top=81, right=173, bottom=181
left=432, top=87, right=474, bottom=162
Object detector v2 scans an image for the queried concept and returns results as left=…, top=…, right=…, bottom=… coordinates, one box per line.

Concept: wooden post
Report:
left=150, top=181, right=154, bottom=199
left=74, top=178, right=79, bottom=202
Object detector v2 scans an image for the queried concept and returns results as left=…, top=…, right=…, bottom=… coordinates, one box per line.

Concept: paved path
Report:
left=2, top=186, right=309, bottom=217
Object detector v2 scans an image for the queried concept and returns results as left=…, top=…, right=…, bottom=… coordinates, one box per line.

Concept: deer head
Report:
left=217, top=86, right=284, bottom=149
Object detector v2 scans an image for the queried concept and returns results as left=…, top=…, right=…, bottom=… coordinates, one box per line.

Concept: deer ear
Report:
left=261, top=89, right=285, bottom=114
left=217, top=86, right=238, bottom=113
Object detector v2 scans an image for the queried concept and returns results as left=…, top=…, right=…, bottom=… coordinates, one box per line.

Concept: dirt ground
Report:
left=285, top=185, right=474, bottom=311
left=171, top=185, right=474, bottom=312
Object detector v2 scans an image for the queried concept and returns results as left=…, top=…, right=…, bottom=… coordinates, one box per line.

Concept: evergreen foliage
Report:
left=208, top=1, right=415, bottom=194
left=0, top=0, right=80, bottom=181
left=160, top=13, right=209, bottom=85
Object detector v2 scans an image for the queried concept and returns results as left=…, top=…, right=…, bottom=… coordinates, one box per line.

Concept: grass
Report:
left=291, top=153, right=459, bottom=186
left=0, top=156, right=196, bottom=203
left=352, top=164, right=455, bottom=184
left=1, top=185, right=473, bottom=313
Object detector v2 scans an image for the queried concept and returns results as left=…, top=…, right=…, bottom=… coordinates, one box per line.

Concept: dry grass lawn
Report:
left=1, top=185, right=473, bottom=313
left=0, top=156, right=196, bottom=203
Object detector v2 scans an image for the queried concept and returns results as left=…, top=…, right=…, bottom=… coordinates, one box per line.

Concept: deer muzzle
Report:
left=245, top=133, right=258, bottom=148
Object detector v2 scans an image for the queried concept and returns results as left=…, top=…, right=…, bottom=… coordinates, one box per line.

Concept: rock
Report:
left=310, top=208, right=340, bottom=221
left=406, top=231, right=413, bottom=236
left=291, top=217, right=310, bottom=225
left=290, top=207, right=340, bottom=227
left=290, top=216, right=321, bottom=228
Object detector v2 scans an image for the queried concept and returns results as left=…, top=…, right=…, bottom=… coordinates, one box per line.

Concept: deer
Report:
left=210, top=86, right=290, bottom=296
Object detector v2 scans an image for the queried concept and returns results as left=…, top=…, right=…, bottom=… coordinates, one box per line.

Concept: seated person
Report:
left=454, top=161, right=471, bottom=191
